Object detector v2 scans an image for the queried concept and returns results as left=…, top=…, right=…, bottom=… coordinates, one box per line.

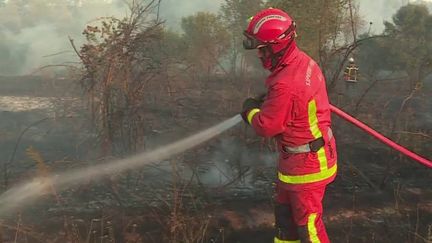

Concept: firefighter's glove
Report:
left=241, top=97, right=262, bottom=124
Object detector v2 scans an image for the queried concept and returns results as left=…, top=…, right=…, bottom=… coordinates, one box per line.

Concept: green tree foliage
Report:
left=383, top=3, right=432, bottom=86
left=180, top=12, right=229, bottom=77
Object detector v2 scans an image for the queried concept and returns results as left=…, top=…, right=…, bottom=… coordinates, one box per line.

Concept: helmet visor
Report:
left=242, top=21, right=296, bottom=50
left=243, top=31, right=266, bottom=50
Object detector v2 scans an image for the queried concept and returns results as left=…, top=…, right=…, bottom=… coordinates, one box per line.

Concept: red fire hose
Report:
left=330, top=104, right=432, bottom=168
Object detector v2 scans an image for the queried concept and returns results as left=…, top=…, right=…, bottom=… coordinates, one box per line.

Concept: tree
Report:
left=180, top=12, right=229, bottom=79
left=265, top=0, right=367, bottom=93
left=351, top=4, right=432, bottom=163
left=72, top=0, right=164, bottom=156
left=220, top=0, right=263, bottom=76
left=266, top=0, right=355, bottom=61
left=383, top=3, right=432, bottom=88
left=377, top=4, right=432, bottom=146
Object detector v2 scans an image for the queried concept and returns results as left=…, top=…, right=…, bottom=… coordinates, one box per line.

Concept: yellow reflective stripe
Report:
left=308, top=99, right=323, bottom=139
left=316, top=147, right=328, bottom=171
left=308, top=213, right=321, bottom=243
left=308, top=99, right=327, bottom=171
left=278, top=164, right=337, bottom=184
left=274, top=237, right=300, bottom=243
left=247, top=108, right=260, bottom=124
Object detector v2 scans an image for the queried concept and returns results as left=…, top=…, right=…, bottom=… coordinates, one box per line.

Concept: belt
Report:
left=283, top=128, right=333, bottom=153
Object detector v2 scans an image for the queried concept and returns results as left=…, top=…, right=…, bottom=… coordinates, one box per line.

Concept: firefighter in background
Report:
left=241, top=8, right=337, bottom=243
left=343, top=57, right=359, bottom=100
left=344, top=57, right=359, bottom=83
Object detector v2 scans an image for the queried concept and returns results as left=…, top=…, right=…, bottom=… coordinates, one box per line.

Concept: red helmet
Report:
left=243, top=8, right=296, bottom=70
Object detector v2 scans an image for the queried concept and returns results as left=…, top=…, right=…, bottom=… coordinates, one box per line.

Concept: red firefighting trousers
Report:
left=275, top=184, right=329, bottom=243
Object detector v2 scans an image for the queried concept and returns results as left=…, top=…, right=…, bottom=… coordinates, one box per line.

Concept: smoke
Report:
left=0, top=1, right=128, bottom=75
left=2, top=24, right=76, bottom=74
left=199, top=136, right=277, bottom=186
left=0, top=0, right=227, bottom=76
left=158, top=0, right=223, bottom=29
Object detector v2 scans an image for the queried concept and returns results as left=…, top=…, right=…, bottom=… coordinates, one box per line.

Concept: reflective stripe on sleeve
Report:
left=247, top=108, right=260, bottom=124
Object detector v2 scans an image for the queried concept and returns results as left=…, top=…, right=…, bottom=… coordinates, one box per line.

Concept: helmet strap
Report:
left=269, top=38, right=295, bottom=70
left=271, top=51, right=280, bottom=70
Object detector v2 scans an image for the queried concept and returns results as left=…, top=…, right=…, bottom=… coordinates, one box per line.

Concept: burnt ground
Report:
left=0, top=76, right=431, bottom=243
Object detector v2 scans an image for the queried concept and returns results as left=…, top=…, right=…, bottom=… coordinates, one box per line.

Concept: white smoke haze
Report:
left=159, top=0, right=223, bottom=29
left=3, top=24, right=75, bottom=74
left=0, top=0, right=129, bottom=75
left=0, top=0, right=225, bottom=75
left=200, top=137, right=277, bottom=186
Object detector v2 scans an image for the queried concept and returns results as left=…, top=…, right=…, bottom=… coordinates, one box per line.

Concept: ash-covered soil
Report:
left=0, top=76, right=431, bottom=243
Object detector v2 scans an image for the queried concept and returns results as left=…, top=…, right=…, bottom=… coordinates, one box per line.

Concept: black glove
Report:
left=242, top=97, right=262, bottom=111
left=241, top=95, right=265, bottom=123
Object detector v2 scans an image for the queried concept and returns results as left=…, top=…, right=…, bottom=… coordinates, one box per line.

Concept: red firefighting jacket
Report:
left=248, top=44, right=337, bottom=190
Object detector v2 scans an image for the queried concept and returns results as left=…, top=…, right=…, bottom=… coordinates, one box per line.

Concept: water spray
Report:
left=0, top=115, right=242, bottom=215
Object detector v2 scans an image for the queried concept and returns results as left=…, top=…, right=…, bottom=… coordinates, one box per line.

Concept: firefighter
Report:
left=241, top=8, right=337, bottom=243
left=344, top=57, right=359, bottom=83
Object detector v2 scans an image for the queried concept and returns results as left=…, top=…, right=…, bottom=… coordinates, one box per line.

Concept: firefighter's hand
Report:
left=241, top=97, right=262, bottom=124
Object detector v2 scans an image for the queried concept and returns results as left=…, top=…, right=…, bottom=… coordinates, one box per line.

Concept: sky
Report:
left=0, top=0, right=431, bottom=75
